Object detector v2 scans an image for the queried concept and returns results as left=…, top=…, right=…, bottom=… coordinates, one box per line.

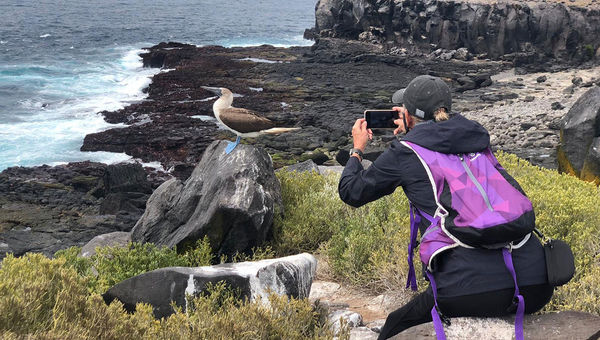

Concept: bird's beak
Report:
left=201, top=86, right=222, bottom=97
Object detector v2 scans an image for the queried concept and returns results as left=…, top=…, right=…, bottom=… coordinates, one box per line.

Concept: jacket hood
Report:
left=402, top=114, right=490, bottom=154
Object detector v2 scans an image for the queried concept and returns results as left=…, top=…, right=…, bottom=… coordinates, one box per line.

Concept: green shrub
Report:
left=0, top=253, right=345, bottom=339
left=56, top=237, right=214, bottom=293
left=274, top=170, right=419, bottom=291
left=273, top=170, right=351, bottom=254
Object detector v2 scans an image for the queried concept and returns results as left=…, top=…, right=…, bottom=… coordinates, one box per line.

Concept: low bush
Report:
left=0, top=253, right=344, bottom=340
left=274, top=170, right=420, bottom=291
left=55, top=237, right=214, bottom=293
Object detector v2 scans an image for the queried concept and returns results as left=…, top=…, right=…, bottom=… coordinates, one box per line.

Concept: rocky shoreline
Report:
left=1, top=33, right=598, bottom=256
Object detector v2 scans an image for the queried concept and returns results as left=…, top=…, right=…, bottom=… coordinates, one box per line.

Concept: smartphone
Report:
left=364, top=110, right=399, bottom=129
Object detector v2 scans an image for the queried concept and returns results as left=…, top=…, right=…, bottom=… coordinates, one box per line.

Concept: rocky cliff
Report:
left=311, top=0, right=600, bottom=62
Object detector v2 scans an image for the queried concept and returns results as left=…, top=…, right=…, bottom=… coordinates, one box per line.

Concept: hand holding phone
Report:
left=364, top=110, right=399, bottom=129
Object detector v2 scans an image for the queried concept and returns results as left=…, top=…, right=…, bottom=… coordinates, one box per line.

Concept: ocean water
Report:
left=0, top=0, right=315, bottom=170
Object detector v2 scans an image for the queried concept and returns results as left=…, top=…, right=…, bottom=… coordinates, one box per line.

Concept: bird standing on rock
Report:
left=202, top=87, right=300, bottom=154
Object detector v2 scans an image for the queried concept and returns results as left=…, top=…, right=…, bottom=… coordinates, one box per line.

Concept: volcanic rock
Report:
left=0, top=162, right=152, bottom=260
left=80, top=231, right=131, bottom=257
left=131, top=140, right=282, bottom=258
left=557, top=87, right=600, bottom=182
left=103, top=253, right=317, bottom=318
left=312, top=0, right=600, bottom=62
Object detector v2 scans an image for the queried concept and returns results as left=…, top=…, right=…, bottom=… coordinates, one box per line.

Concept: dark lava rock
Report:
left=557, top=87, right=600, bottom=182
left=131, top=141, right=282, bottom=258
left=312, top=0, right=600, bottom=63
left=572, top=76, right=584, bottom=86
left=103, top=253, right=316, bottom=318
left=277, top=160, right=320, bottom=173
left=480, top=93, right=519, bottom=102
left=537, top=75, right=548, bottom=83
left=81, top=40, right=508, bottom=174
left=0, top=162, right=153, bottom=259
left=551, top=102, right=566, bottom=110
left=521, top=122, right=536, bottom=130
left=524, top=96, right=535, bottom=102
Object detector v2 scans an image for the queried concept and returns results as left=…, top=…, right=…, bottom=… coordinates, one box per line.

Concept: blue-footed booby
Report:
left=202, top=87, right=300, bottom=154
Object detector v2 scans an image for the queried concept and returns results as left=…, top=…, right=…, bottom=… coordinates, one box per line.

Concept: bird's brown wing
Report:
left=219, top=107, right=275, bottom=133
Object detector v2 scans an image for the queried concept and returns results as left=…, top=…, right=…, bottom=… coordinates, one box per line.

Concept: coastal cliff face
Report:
left=312, top=0, right=600, bottom=61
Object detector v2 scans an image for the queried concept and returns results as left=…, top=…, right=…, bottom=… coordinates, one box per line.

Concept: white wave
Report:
left=281, top=102, right=289, bottom=108
left=249, top=87, right=263, bottom=92
left=0, top=46, right=161, bottom=170
left=39, top=34, right=51, bottom=38
left=238, top=57, right=281, bottom=64
left=0, top=41, right=6, bottom=44
left=138, top=160, right=166, bottom=171
left=222, top=35, right=313, bottom=48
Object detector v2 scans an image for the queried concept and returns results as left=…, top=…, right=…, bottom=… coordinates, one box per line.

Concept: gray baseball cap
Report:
left=393, top=75, right=452, bottom=120
left=392, top=89, right=405, bottom=104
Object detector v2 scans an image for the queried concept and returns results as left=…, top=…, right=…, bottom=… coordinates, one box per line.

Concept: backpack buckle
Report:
left=506, top=296, right=520, bottom=313
left=435, top=305, right=452, bottom=326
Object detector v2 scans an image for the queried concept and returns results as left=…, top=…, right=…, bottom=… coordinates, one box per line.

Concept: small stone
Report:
left=572, top=77, right=583, bottom=86
left=551, top=102, right=565, bottom=110
left=536, top=75, right=547, bottom=83
left=524, top=96, right=535, bottom=102
left=521, top=122, right=536, bottom=130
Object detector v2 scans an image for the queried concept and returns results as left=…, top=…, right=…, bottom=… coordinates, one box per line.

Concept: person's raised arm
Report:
left=338, top=118, right=404, bottom=207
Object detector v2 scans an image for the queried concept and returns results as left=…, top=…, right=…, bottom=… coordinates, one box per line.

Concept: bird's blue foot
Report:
left=225, top=136, right=241, bottom=154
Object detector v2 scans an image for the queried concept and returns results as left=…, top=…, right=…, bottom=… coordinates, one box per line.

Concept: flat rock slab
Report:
left=103, top=253, right=317, bottom=318
left=386, top=311, right=600, bottom=340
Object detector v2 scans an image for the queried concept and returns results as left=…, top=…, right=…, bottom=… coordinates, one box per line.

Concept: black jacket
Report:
left=339, top=114, right=547, bottom=297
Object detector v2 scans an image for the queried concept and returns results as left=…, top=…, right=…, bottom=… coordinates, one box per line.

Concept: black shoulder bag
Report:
left=534, top=229, right=575, bottom=286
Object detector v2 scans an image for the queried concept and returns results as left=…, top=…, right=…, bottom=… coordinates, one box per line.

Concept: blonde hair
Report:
left=433, top=108, right=450, bottom=122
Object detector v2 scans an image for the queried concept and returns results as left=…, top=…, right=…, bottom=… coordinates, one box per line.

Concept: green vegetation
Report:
left=273, top=152, right=600, bottom=312
left=583, top=44, right=596, bottom=60
left=0, top=253, right=341, bottom=340
left=1, top=150, right=599, bottom=338
left=55, top=237, right=214, bottom=294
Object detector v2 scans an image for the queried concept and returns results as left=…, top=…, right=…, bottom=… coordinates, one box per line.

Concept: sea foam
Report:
left=0, top=47, right=160, bottom=170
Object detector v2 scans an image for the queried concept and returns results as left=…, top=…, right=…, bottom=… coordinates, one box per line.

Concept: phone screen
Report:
left=364, top=110, right=399, bottom=129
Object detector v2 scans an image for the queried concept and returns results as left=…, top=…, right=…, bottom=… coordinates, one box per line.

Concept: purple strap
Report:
left=426, top=271, right=448, bottom=340
left=406, top=203, right=438, bottom=291
left=502, top=248, right=525, bottom=340
left=406, top=204, right=419, bottom=291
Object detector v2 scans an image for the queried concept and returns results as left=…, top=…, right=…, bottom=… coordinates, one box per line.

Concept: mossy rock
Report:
left=71, top=176, right=100, bottom=192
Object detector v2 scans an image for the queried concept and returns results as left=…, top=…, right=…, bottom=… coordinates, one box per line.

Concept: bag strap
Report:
left=502, top=248, right=525, bottom=340
left=406, top=203, right=420, bottom=291
left=406, top=202, right=439, bottom=291
left=426, top=271, right=450, bottom=340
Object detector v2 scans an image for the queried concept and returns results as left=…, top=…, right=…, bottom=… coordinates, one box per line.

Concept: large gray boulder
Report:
left=557, top=87, right=600, bottom=183
left=103, top=253, right=317, bottom=318
left=80, top=231, right=131, bottom=258
left=131, top=141, right=282, bottom=257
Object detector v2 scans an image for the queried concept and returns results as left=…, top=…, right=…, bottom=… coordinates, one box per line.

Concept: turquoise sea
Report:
left=0, top=0, right=315, bottom=170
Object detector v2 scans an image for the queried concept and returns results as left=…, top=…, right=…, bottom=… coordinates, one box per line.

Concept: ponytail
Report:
left=433, top=108, right=450, bottom=122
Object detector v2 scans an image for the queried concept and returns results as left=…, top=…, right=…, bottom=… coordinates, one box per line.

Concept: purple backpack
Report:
left=402, top=141, right=535, bottom=340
